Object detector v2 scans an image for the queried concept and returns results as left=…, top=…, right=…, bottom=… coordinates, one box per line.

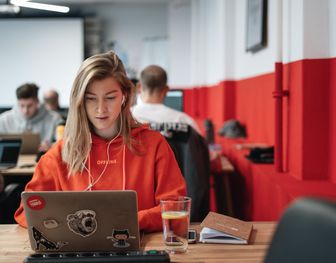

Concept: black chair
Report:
left=0, top=183, right=22, bottom=224
left=150, top=123, right=210, bottom=222
left=264, top=197, right=336, bottom=263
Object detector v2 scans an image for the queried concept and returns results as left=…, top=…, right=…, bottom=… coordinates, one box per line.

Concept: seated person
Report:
left=0, top=83, right=63, bottom=151
left=14, top=51, right=186, bottom=233
left=129, top=78, right=139, bottom=107
left=43, top=88, right=68, bottom=121
left=132, top=65, right=201, bottom=134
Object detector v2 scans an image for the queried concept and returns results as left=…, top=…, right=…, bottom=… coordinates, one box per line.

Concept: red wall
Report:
left=329, top=58, right=336, bottom=183
left=183, top=81, right=236, bottom=130
left=235, top=74, right=275, bottom=144
left=183, top=58, right=336, bottom=220
left=284, top=59, right=330, bottom=180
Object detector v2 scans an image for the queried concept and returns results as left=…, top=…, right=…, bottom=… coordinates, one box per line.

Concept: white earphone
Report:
left=82, top=111, right=125, bottom=191
left=121, top=95, right=125, bottom=105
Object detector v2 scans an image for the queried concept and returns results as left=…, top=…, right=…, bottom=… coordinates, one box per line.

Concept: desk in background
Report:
left=1, top=155, right=36, bottom=177
left=0, top=155, right=36, bottom=223
left=211, top=154, right=235, bottom=216
left=1, top=154, right=36, bottom=187
left=0, top=222, right=276, bottom=263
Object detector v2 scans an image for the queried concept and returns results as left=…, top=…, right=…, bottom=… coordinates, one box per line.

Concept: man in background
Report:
left=132, top=65, right=201, bottom=134
left=43, top=89, right=60, bottom=112
left=43, top=88, right=67, bottom=121
left=0, top=83, right=63, bottom=151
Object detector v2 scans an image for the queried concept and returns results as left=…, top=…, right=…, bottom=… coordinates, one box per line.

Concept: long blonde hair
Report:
left=62, top=51, right=140, bottom=175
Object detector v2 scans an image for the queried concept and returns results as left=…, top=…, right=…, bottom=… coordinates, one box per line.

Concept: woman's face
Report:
left=84, top=76, right=124, bottom=139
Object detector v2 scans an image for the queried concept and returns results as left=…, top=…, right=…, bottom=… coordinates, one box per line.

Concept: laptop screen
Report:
left=0, top=139, right=21, bottom=167
left=0, top=133, right=40, bottom=154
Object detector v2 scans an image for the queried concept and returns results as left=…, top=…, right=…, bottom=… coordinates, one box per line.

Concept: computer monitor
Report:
left=163, top=90, right=184, bottom=112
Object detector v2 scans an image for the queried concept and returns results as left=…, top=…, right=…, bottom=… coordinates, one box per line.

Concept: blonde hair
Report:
left=62, top=51, right=140, bottom=175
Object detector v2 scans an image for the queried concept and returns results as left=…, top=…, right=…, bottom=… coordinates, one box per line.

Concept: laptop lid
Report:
left=0, top=138, right=21, bottom=169
left=22, top=190, right=140, bottom=252
left=0, top=133, right=40, bottom=154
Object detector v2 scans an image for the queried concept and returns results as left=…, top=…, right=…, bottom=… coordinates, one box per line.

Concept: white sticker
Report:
left=31, top=226, right=67, bottom=250
left=43, top=219, right=59, bottom=229
left=67, top=209, right=98, bottom=237
left=106, top=229, right=136, bottom=248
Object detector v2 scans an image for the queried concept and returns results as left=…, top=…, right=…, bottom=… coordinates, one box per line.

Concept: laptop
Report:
left=0, top=138, right=22, bottom=169
left=22, top=190, right=140, bottom=252
left=0, top=133, right=40, bottom=154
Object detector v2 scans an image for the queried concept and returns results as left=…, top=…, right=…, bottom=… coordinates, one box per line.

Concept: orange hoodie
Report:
left=15, top=126, right=186, bottom=232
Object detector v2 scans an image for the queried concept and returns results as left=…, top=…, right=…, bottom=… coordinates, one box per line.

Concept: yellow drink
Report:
left=161, top=211, right=189, bottom=253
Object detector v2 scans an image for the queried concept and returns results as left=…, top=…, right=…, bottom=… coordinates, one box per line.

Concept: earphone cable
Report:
left=83, top=113, right=124, bottom=191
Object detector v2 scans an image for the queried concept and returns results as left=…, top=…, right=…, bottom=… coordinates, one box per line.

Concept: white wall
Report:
left=0, top=18, right=83, bottom=107
left=303, top=0, right=329, bottom=59
left=330, top=0, right=336, bottom=57
left=203, top=0, right=226, bottom=84
left=1, top=0, right=334, bottom=101
left=282, top=0, right=331, bottom=63
left=282, top=0, right=304, bottom=63
left=168, top=0, right=191, bottom=87
left=84, top=3, right=168, bottom=78
left=190, top=0, right=227, bottom=86
left=182, top=0, right=279, bottom=83
left=233, top=0, right=278, bottom=79
left=176, top=0, right=336, bottom=84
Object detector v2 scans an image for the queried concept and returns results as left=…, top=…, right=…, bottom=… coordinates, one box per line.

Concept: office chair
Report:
left=0, top=183, right=22, bottom=224
left=150, top=123, right=210, bottom=222
left=264, top=197, right=336, bottom=263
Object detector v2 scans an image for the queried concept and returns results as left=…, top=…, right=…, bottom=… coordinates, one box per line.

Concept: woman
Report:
left=15, top=51, right=186, bottom=232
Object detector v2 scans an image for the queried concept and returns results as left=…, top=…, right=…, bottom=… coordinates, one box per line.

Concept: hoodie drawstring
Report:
left=122, top=144, right=126, bottom=190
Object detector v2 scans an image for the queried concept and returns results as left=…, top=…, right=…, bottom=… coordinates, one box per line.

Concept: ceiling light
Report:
left=0, top=5, right=20, bottom=14
left=10, top=0, right=70, bottom=13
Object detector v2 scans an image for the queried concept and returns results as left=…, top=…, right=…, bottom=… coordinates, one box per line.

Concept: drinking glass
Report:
left=160, top=196, right=191, bottom=253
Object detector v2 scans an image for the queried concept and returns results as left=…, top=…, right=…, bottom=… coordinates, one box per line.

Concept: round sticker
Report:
left=26, top=195, right=45, bottom=210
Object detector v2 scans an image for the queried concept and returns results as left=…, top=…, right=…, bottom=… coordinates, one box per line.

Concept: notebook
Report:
left=0, top=138, right=22, bottom=169
left=22, top=190, right=140, bottom=252
left=0, top=133, right=40, bottom=154
left=199, top=212, right=253, bottom=244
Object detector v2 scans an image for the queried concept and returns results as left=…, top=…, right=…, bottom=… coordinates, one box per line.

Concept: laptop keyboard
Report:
left=23, top=250, right=170, bottom=263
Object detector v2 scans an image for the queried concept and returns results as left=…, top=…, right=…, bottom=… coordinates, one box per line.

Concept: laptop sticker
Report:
left=43, top=219, right=59, bottom=229
left=31, top=227, right=68, bottom=250
left=67, top=210, right=97, bottom=237
left=106, top=229, right=136, bottom=248
left=26, top=195, right=45, bottom=210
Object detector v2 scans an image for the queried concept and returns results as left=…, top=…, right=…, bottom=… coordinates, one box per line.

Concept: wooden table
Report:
left=0, top=222, right=276, bottom=263
left=211, top=155, right=235, bottom=216
left=1, top=155, right=36, bottom=197
left=1, top=155, right=36, bottom=177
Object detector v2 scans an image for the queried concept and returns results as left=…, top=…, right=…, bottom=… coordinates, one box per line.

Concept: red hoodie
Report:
left=15, top=126, right=186, bottom=232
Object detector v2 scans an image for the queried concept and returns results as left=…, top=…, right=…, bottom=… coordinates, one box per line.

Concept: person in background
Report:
left=132, top=65, right=201, bottom=134
left=129, top=78, right=139, bottom=106
left=0, top=83, right=63, bottom=151
left=43, top=89, right=67, bottom=121
left=43, top=89, right=60, bottom=112
left=14, top=51, right=186, bottom=232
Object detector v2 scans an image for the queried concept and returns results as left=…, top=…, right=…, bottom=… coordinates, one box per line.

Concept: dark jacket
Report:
left=150, top=123, right=210, bottom=221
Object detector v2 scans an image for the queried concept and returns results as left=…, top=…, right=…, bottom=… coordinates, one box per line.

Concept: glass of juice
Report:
left=160, top=196, right=191, bottom=253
